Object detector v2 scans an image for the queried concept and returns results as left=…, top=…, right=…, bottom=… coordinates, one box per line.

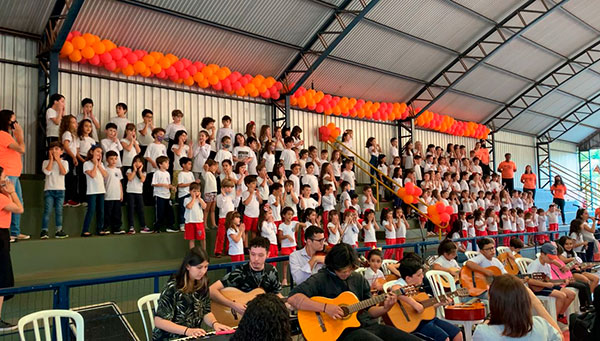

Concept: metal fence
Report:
left=0, top=230, right=567, bottom=340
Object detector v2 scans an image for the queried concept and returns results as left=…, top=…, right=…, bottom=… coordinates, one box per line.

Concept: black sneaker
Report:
left=40, top=230, right=49, bottom=239
left=55, top=230, right=69, bottom=239
left=0, top=319, right=17, bottom=331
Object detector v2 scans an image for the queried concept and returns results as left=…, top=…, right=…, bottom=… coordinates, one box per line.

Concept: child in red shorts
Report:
left=258, top=205, right=279, bottom=264
left=214, top=179, right=235, bottom=257
left=278, top=207, right=306, bottom=286
left=241, top=176, right=262, bottom=248
left=226, top=211, right=245, bottom=262
left=184, top=183, right=207, bottom=250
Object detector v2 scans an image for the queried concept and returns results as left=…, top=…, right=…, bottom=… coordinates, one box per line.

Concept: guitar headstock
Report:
left=397, top=284, right=419, bottom=296
left=423, top=256, right=437, bottom=271
left=455, top=287, right=469, bottom=297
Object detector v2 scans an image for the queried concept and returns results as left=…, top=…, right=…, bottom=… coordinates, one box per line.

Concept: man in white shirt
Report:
left=289, top=226, right=325, bottom=285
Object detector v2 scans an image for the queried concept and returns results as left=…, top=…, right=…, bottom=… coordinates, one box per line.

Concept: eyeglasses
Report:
left=310, top=238, right=325, bottom=243
left=482, top=247, right=495, bottom=251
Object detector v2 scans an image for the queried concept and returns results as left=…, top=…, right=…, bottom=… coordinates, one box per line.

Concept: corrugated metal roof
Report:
left=522, top=9, right=597, bottom=57
left=505, top=111, right=557, bottom=135
left=451, top=0, right=524, bottom=22
left=134, top=0, right=334, bottom=47
left=555, top=125, right=597, bottom=143
left=319, top=16, right=455, bottom=81
left=415, top=91, right=502, bottom=122
left=348, top=0, right=492, bottom=51
left=486, top=36, right=564, bottom=80
left=558, top=70, right=600, bottom=99
left=0, top=0, right=56, bottom=36
left=73, top=0, right=298, bottom=77
left=294, top=58, right=422, bottom=103
left=454, top=64, right=531, bottom=103
left=529, top=91, right=582, bottom=117
left=563, top=0, right=600, bottom=32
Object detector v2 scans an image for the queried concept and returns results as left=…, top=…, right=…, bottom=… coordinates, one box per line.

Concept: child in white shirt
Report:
left=365, top=249, right=385, bottom=293
left=82, top=146, right=107, bottom=237
left=299, top=185, right=320, bottom=211
left=214, top=136, right=233, bottom=173
left=341, top=159, right=356, bottom=193
left=126, top=156, right=147, bottom=234
left=143, top=128, right=167, bottom=204
left=278, top=207, right=306, bottom=285
left=101, top=123, right=123, bottom=167
left=104, top=151, right=124, bottom=234
left=381, top=208, right=396, bottom=259
left=362, top=209, right=379, bottom=248
left=184, top=183, right=207, bottom=250
left=241, top=176, right=263, bottom=246
left=341, top=209, right=360, bottom=247
left=40, top=142, right=69, bottom=239
left=215, top=179, right=236, bottom=257
left=203, top=160, right=219, bottom=231
left=152, top=156, right=176, bottom=233
left=259, top=207, right=279, bottom=259
left=216, top=115, right=234, bottom=151
left=327, top=210, right=341, bottom=247
left=226, top=211, right=245, bottom=262
left=110, top=103, right=130, bottom=141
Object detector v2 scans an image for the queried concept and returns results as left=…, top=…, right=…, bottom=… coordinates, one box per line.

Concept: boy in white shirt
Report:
left=465, top=238, right=507, bottom=289
left=339, top=181, right=352, bottom=213
left=546, top=204, right=560, bottom=240
left=101, top=123, right=123, bottom=167
left=46, top=93, right=65, bottom=145
left=137, top=109, right=154, bottom=156
left=268, top=183, right=283, bottom=225
left=177, top=157, right=198, bottom=231
left=110, top=102, right=130, bottom=140
left=40, top=142, right=69, bottom=239
left=104, top=151, right=125, bottom=235
left=281, top=136, right=297, bottom=177
left=360, top=186, right=377, bottom=212
left=143, top=127, right=167, bottom=205
left=321, top=184, right=336, bottom=227
left=214, top=136, right=233, bottom=173
left=152, top=156, right=176, bottom=233
left=256, top=164, right=272, bottom=201
left=246, top=137, right=259, bottom=175
left=301, top=162, right=320, bottom=199
left=203, top=159, right=219, bottom=230
left=215, top=115, right=234, bottom=151
left=282, top=180, right=299, bottom=220
left=241, top=176, right=263, bottom=247
left=79, top=98, right=100, bottom=141
left=289, top=163, right=301, bottom=197
left=184, top=183, right=207, bottom=250
left=341, top=159, right=356, bottom=194
left=389, top=137, right=399, bottom=161
left=431, top=240, right=460, bottom=278
left=299, top=185, right=320, bottom=211
left=165, top=109, right=187, bottom=173
left=215, top=179, right=236, bottom=257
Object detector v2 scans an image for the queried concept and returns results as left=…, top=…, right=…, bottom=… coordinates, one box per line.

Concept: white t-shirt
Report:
left=364, top=268, right=384, bottom=287
left=214, top=149, right=233, bottom=173
left=78, top=136, right=95, bottom=157
left=363, top=223, right=377, bottom=243
left=233, top=146, right=252, bottom=163
left=268, top=194, right=282, bottom=221
left=327, top=223, right=340, bottom=244
left=152, top=170, right=171, bottom=199
left=144, top=143, right=167, bottom=173
left=104, top=167, right=123, bottom=201
left=396, top=219, right=407, bottom=238
left=434, top=255, right=459, bottom=269
left=283, top=191, right=298, bottom=217
left=101, top=138, right=123, bottom=167
left=61, top=131, right=78, bottom=157
left=340, top=191, right=351, bottom=213
left=110, top=116, right=130, bottom=139
left=216, top=194, right=235, bottom=218
left=261, top=221, right=278, bottom=245
left=279, top=221, right=298, bottom=248
left=165, top=122, right=187, bottom=141
left=177, top=171, right=195, bottom=198
left=46, top=108, right=60, bottom=137
left=537, top=215, right=547, bottom=232
left=469, top=254, right=507, bottom=274
left=171, top=144, right=190, bottom=171
left=203, top=172, right=217, bottom=194
left=302, top=174, right=319, bottom=194
left=247, top=150, right=258, bottom=175
left=341, top=170, right=356, bottom=190
left=241, top=190, right=259, bottom=218
left=475, top=219, right=486, bottom=232
left=216, top=127, right=234, bottom=151
left=83, top=161, right=106, bottom=195
left=341, top=223, right=359, bottom=245
left=473, top=316, right=561, bottom=341
left=120, top=138, right=139, bottom=167
left=322, top=194, right=336, bottom=211
left=136, top=122, right=154, bottom=146
left=281, top=149, right=296, bottom=170
left=332, top=161, right=341, bottom=177
left=547, top=211, right=559, bottom=224
left=192, top=143, right=211, bottom=173
left=227, top=228, right=244, bottom=256
left=360, top=196, right=375, bottom=212
left=76, top=113, right=98, bottom=141
left=516, top=217, right=525, bottom=232
left=257, top=177, right=270, bottom=200
left=184, top=197, right=204, bottom=223
left=383, top=220, right=396, bottom=239
left=126, top=169, right=144, bottom=194
left=570, top=232, right=585, bottom=252
left=42, top=159, right=69, bottom=191
left=289, top=174, right=300, bottom=197
left=486, top=217, right=498, bottom=232
left=526, top=258, right=551, bottom=277
left=300, top=196, right=318, bottom=210
left=264, top=153, right=275, bottom=173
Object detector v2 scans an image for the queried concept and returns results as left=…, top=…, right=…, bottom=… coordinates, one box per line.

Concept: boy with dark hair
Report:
left=152, top=156, right=175, bottom=232
left=242, top=175, right=262, bottom=247
left=177, top=157, right=197, bottom=231
left=137, top=109, right=154, bottom=156
left=143, top=127, right=167, bottom=205
left=46, top=93, right=65, bottom=145
left=110, top=102, right=130, bottom=139
left=104, top=150, right=125, bottom=235
left=101, top=122, right=123, bottom=167
left=281, top=136, right=296, bottom=177
left=79, top=97, right=100, bottom=141
left=216, top=115, right=234, bottom=151
left=40, top=142, right=69, bottom=239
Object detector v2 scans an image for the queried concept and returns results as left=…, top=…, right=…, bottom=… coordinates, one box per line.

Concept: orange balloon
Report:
left=159, top=58, right=171, bottom=69
left=133, top=61, right=147, bottom=73
left=245, top=83, right=256, bottom=93
left=71, top=36, right=86, bottom=50
left=142, top=55, right=155, bottom=67
left=140, top=69, right=152, bottom=77
left=208, top=75, right=219, bottom=85
left=184, top=77, right=194, bottom=86
left=82, top=33, right=95, bottom=46
left=149, top=51, right=163, bottom=61
left=68, top=50, right=82, bottom=62
left=165, top=53, right=178, bottom=63
left=235, top=88, right=246, bottom=96
left=193, top=72, right=204, bottom=82
left=122, top=65, right=135, bottom=76
left=290, top=97, right=298, bottom=106
left=60, top=41, right=74, bottom=56
left=150, top=64, right=162, bottom=74
left=216, top=69, right=227, bottom=80
left=81, top=46, right=95, bottom=59
left=202, top=67, right=214, bottom=77
left=101, top=39, right=114, bottom=52
left=91, top=41, right=105, bottom=54
left=198, top=79, right=210, bottom=88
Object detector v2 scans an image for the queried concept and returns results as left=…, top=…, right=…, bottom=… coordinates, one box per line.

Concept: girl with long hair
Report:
left=550, top=175, right=567, bottom=224
left=153, top=247, right=231, bottom=340
left=59, top=115, right=80, bottom=206
left=575, top=208, right=598, bottom=263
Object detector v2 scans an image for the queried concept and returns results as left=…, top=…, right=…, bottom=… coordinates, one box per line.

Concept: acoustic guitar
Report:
left=459, top=265, right=504, bottom=296
left=526, top=273, right=568, bottom=292
left=497, top=252, right=521, bottom=275
left=210, top=287, right=265, bottom=327
left=438, top=267, right=460, bottom=289
left=444, top=301, right=486, bottom=321
left=383, top=288, right=469, bottom=332
left=297, top=285, right=418, bottom=341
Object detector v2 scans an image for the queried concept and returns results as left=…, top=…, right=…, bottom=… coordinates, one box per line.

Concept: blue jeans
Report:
left=82, top=194, right=105, bottom=234
left=415, top=317, right=460, bottom=341
left=41, top=190, right=65, bottom=231
left=8, top=176, right=22, bottom=237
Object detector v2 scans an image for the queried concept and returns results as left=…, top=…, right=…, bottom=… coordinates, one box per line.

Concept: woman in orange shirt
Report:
left=550, top=175, right=567, bottom=224
left=520, top=165, right=537, bottom=200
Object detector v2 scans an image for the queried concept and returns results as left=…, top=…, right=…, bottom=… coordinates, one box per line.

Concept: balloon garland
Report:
left=61, top=31, right=489, bottom=139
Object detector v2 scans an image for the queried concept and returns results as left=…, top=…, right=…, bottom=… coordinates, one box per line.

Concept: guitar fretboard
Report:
left=345, top=287, right=410, bottom=314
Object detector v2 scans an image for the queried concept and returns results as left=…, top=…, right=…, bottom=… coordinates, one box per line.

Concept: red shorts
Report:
left=292, top=216, right=298, bottom=221
left=280, top=246, right=296, bottom=255
left=268, top=244, right=279, bottom=258
left=274, top=220, right=282, bottom=228
left=364, top=242, right=377, bottom=248
left=243, top=216, right=259, bottom=232
left=549, top=223, right=558, bottom=230
left=419, top=216, right=428, bottom=223
left=488, top=231, right=498, bottom=235
left=184, top=223, right=205, bottom=240
left=526, top=227, right=536, bottom=233
left=230, top=254, right=244, bottom=262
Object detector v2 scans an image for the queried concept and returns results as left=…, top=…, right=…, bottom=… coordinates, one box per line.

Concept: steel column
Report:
left=408, top=0, right=569, bottom=119
left=397, top=119, right=414, bottom=150
left=272, top=95, right=291, bottom=129
left=536, top=141, right=551, bottom=189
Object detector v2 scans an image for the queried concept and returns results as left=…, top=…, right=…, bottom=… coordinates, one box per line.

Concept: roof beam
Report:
left=537, top=90, right=600, bottom=143
left=484, top=38, right=600, bottom=131
left=280, top=0, right=380, bottom=95
left=407, top=0, right=569, bottom=118
left=579, top=128, right=600, bottom=151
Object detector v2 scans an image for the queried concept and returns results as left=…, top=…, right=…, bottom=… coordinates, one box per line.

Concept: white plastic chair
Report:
left=465, top=251, right=479, bottom=260
left=426, top=270, right=483, bottom=341
left=354, top=267, right=367, bottom=276
left=382, top=280, right=399, bottom=293
left=536, top=252, right=540, bottom=259
left=138, top=293, right=161, bottom=341
left=381, top=259, right=398, bottom=275
left=18, top=309, right=84, bottom=341
left=514, top=258, right=557, bottom=320
left=496, top=246, right=510, bottom=255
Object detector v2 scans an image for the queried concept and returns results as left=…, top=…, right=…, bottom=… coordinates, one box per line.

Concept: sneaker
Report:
left=40, top=230, right=49, bottom=239
left=140, top=227, right=153, bottom=234
left=179, top=224, right=185, bottom=231
left=81, top=202, right=88, bottom=207
left=9, top=236, right=16, bottom=243
left=67, top=200, right=81, bottom=207
left=55, top=230, right=69, bottom=239
left=99, top=230, right=110, bottom=236
left=63, top=201, right=71, bottom=207
left=0, top=319, right=17, bottom=331
left=17, top=234, right=30, bottom=240
left=166, top=228, right=179, bottom=233
left=113, top=230, right=126, bottom=235
left=128, top=227, right=136, bottom=234
left=81, top=232, right=92, bottom=237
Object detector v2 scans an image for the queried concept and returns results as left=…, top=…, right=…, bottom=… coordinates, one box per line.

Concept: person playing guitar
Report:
left=557, top=236, right=599, bottom=291
left=497, top=237, right=524, bottom=275
left=525, top=243, right=575, bottom=324
left=464, top=238, right=507, bottom=297
left=550, top=242, right=594, bottom=312
left=431, top=240, right=460, bottom=280
left=390, top=257, right=463, bottom=341
left=287, top=243, right=421, bottom=341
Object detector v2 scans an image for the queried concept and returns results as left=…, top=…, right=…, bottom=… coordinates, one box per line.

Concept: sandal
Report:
left=81, top=232, right=92, bottom=237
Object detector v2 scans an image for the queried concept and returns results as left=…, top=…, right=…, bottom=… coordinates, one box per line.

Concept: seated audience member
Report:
left=153, top=247, right=231, bottom=340
left=230, top=293, right=292, bottom=341
left=289, top=225, right=326, bottom=285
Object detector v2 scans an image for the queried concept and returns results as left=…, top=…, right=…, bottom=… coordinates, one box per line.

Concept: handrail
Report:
left=550, top=160, right=600, bottom=189
left=550, top=162, right=600, bottom=206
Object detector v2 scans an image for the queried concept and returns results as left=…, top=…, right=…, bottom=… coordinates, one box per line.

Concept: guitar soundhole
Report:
left=340, top=305, right=351, bottom=319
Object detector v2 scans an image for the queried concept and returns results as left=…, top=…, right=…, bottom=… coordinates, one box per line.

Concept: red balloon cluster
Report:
left=427, top=202, right=454, bottom=225
left=318, top=123, right=342, bottom=142
left=290, top=85, right=409, bottom=122
left=60, top=31, right=283, bottom=100
left=396, top=182, right=422, bottom=204
left=414, top=109, right=490, bottom=139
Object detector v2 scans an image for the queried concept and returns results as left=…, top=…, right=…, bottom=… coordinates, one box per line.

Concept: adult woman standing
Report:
left=0, top=110, right=28, bottom=242
left=576, top=208, right=598, bottom=262
left=520, top=165, right=537, bottom=200
left=472, top=274, right=561, bottom=340
left=550, top=175, right=567, bottom=224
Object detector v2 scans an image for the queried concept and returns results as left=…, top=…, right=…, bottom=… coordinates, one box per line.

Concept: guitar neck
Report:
left=417, top=290, right=461, bottom=309
left=346, top=286, right=411, bottom=314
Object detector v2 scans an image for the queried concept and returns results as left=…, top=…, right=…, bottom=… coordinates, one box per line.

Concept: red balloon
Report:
left=89, top=55, right=100, bottom=65
left=404, top=182, right=414, bottom=194
left=165, top=66, right=177, bottom=76
left=444, top=206, right=453, bottom=215
left=116, top=58, right=128, bottom=69
left=99, top=53, right=112, bottom=64
left=125, top=53, right=138, bottom=64
left=133, top=50, right=146, bottom=59
left=104, top=61, right=116, bottom=71
left=232, top=81, right=242, bottom=91
left=435, top=202, right=445, bottom=212
left=316, top=104, right=324, bottom=113
left=271, top=92, right=280, bottom=100
left=156, top=70, right=167, bottom=79
left=173, top=61, right=184, bottom=72
left=212, top=81, right=223, bottom=91
left=440, top=213, right=451, bottom=223
left=260, top=91, right=270, bottom=99
left=179, top=70, right=190, bottom=79
left=413, top=187, right=422, bottom=197
left=110, top=48, right=123, bottom=61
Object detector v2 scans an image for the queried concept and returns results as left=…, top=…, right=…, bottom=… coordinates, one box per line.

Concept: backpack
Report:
left=569, top=310, right=598, bottom=340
